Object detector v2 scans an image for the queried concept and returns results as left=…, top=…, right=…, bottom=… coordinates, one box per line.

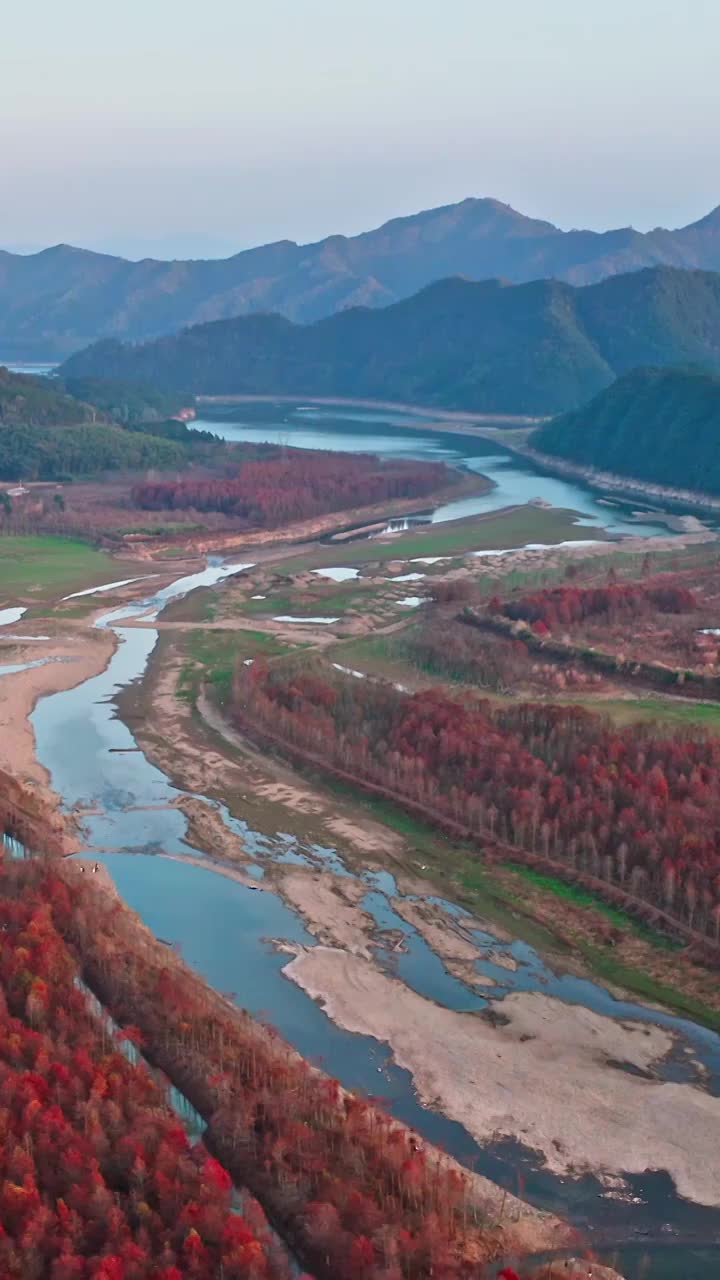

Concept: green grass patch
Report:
left=235, top=584, right=385, bottom=619
left=576, top=943, right=720, bottom=1035
left=330, top=630, right=423, bottom=685
left=117, top=522, right=205, bottom=537
left=0, top=535, right=137, bottom=601
left=280, top=506, right=592, bottom=571
left=508, top=865, right=678, bottom=950
left=177, top=628, right=294, bottom=704
left=589, top=697, right=720, bottom=730
left=162, top=588, right=217, bottom=624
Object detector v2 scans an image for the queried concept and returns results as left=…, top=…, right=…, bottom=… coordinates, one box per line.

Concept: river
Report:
left=193, top=402, right=671, bottom=538
left=28, top=404, right=720, bottom=1278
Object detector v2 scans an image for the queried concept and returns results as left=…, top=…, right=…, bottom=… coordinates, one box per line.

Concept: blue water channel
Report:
left=26, top=408, right=720, bottom=1275
left=193, top=402, right=670, bottom=538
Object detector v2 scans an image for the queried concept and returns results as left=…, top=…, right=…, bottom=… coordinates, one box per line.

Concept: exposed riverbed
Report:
left=21, top=405, right=720, bottom=1278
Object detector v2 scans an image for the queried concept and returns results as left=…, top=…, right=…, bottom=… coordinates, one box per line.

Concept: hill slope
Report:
left=0, top=365, right=98, bottom=425
left=533, top=366, right=720, bottom=495
left=61, top=267, right=720, bottom=415
left=0, top=367, right=198, bottom=479
left=4, top=197, right=720, bottom=357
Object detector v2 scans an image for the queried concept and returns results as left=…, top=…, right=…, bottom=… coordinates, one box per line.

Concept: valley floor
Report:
left=3, top=506, right=720, bottom=1267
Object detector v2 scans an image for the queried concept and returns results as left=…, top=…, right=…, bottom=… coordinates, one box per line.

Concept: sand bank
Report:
left=279, top=869, right=375, bottom=956
left=284, top=947, right=720, bottom=1208
left=175, top=795, right=251, bottom=865
left=392, top=897, right=497, bottom=988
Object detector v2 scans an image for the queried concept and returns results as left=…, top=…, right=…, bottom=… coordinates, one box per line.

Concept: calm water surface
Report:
left=27, top=406, right=720, bottom=1273
left=193, top=403, right=669, bottom=538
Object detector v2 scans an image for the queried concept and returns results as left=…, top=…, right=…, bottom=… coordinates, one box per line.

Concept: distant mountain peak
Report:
left=685, top=204, right=720, bottom=231
left=4, top=197, right=720, bottom=360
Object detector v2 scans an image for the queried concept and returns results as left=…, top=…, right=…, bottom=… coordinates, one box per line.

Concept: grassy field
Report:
left=279, top=505, right=593, bottom=572
left=0, top=535, right=138, bottom=601
left=333, top=634, right=720, bottom=732
left=177, top=628, right=297, bottom=704
left=235, top=583, right=387, bottom=619
left=581, top=696, right=720, bottom=730
left=330, top=631, right=423, bottom=685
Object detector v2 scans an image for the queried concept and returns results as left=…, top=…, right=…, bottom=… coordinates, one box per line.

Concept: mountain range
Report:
left=4, top=197, right=720, bottom=358
left=60, top=266, right=720, bottom=415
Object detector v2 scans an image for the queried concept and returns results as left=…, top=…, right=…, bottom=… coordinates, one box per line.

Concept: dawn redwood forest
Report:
left=0, top=862, right=293, bottom=1280
left=7, top=4, right=720, bottom=1278
left=0, top=855, right=537, bottom=1280
left=233, top=657, right=720, bottom=946
left=131, top=453, right=452, bottom=528
left=492, top=579, right=699, bottom=634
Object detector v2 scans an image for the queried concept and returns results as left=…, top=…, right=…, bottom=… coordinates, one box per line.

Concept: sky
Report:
left=2, top=0, right=719, bottom=260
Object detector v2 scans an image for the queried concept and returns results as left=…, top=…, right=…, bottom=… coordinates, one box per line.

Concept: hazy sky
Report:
left=3, top=0, right=719, bottom=259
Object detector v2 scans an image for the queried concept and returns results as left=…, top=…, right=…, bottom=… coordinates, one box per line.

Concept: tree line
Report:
left=491, top=578, right=698, bottom=634
left=7, top=858, right=530, bottom=1280
left=233, top=658, right=720, bottom=943
left=0, top=861, right=292, bottom=1279
left=131, top=454, right=452, bottom=526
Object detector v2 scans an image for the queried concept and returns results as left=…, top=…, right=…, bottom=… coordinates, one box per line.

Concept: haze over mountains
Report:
left=61, top=266, right=720, bottom=416
left=4, top=197, right=720, bottom=359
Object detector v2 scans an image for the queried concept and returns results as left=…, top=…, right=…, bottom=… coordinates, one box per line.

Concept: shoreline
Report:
left=54, top=855, right=577, bottom=1264
left=471, top=431, right=720, bottom=519
left=195, top=391, right=543, bottom=426
left=198, top=391, right=720, bottom=521
left=119, top=466, right=492, bottom=561
left=0, top=622, right=118, bottom=852
left=116, top=629, right=720, bottom=1215
left=283, top=946, right=720, bottom=1209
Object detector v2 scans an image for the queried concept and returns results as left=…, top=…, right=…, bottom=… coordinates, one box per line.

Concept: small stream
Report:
left=24, top=407, right=720, bottom=1276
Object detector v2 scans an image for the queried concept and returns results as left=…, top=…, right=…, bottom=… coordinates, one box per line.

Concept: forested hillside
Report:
left=535, top=366, right=720, bottom=493
left=61, top=267, right=720, bottom=414
left=0, top=366, right=98, bottom=426
left=0, top=422, right=191, bottom=480
left=3, top=197, right=720, bottom=357
left=0, top=367, right=210, bottom=479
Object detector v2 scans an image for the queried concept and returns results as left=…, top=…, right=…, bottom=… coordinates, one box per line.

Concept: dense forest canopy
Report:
left=0, top=856, right=521, bottom=1280
left=0, top=862, right=290, bottom=1279
left=0, top=367, right=219, bottom=480
left=534, top=366, right=720, bottom=494
left=132, top=452, right=452, bottom=528
left=61, top=375, right=187, bottom=425
left=0, top=422, right=191, bottom=481
left=234, top=657, right=720, bottom=944
left=0, top=366, right=99, bottom=427
left=60, top=267, right=720, bottom=415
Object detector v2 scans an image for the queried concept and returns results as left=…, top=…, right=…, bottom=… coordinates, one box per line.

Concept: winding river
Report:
left=28, top=404, right=720, bottom=1278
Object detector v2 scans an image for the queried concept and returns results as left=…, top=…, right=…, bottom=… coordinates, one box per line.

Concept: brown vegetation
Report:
left=232, top=657, right=720, bottom=951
